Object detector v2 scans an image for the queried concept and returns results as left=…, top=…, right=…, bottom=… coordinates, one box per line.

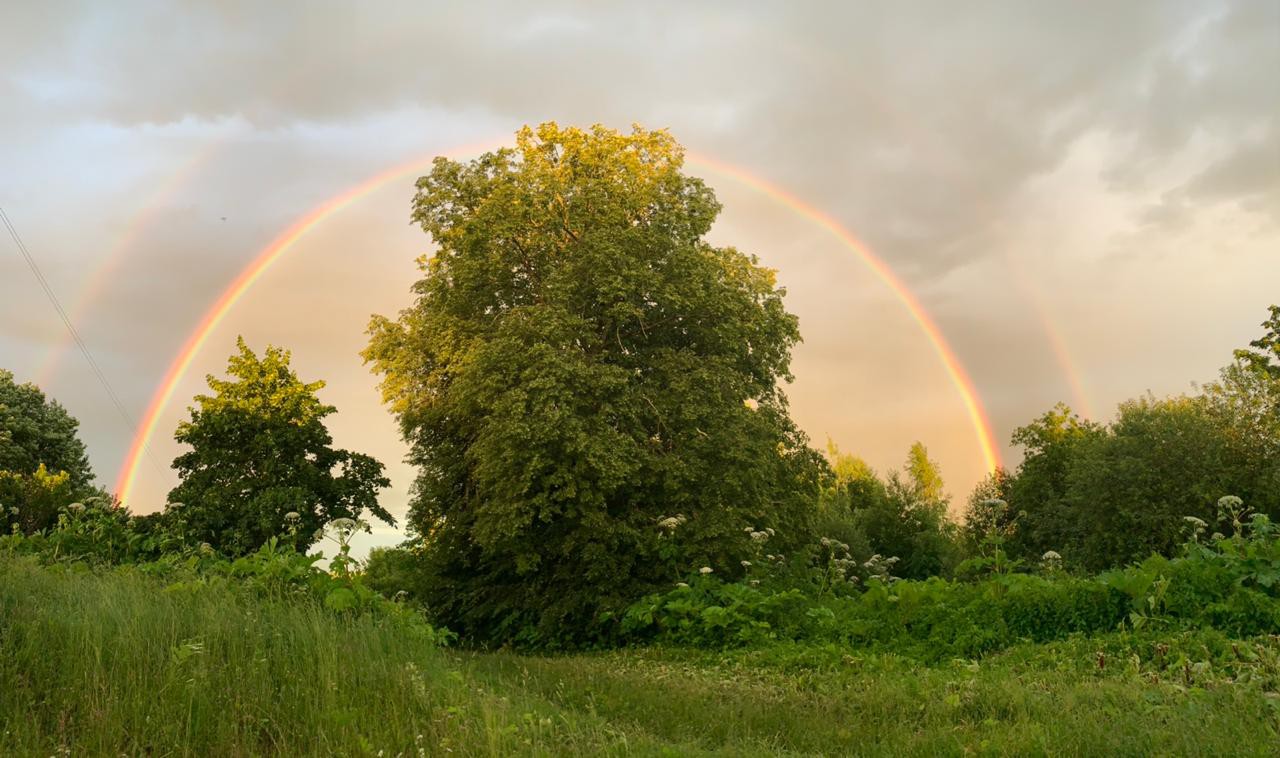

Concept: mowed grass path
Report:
left=1, top=558, right=1277, bottom=756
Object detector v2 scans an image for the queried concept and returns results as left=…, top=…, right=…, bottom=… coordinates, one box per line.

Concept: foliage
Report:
left=6, top=556, right=1277, bottom=755
left=0, top=502, right=444, bottom=636
left=0, top=464, right=80, bottom=535
left=623, top=495, right=1280, bottom=659
left=988, top=307, right=1280, bottom=570
left=960, top=467, right=1014, bottom=550
left=0, top=369, right=94, bottom=489
left=363, top=123, right=820, bottom=645
left=1234, top=304, right=1280, bottom=380
left=1002, top=403, right=1105, bottom=562
left=0, top=371, right=98, bottom=528
left=166, top=337, right=393, bottom=556
left=818, top=441, right=961, bottom=580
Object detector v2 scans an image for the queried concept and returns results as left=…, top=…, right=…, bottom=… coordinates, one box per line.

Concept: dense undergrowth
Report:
left=2, top=496, right=1278, bottom=754
left=620, top=508, right=1280, bottom=658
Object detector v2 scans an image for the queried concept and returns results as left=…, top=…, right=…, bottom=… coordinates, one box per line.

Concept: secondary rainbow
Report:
left=115, top=144, right=1003, bottom=505
left=36, top=145, right=221, bottom=387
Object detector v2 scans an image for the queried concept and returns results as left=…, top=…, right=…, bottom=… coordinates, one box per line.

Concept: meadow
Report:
left=2, top=513, right=1277, bottom=756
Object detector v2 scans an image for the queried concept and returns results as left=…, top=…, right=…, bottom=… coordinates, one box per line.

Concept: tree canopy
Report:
left=166, top=338, right=392, bottom=555
left=364, top=123, right=820, bottom=644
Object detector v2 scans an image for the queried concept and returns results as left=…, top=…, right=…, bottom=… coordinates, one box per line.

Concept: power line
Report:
left=1, top=205, right=167, bottom=482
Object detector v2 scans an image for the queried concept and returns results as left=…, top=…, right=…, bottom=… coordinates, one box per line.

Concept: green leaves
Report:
left=365, top=123, right=818, bottom=645
left=167, top=338, right=392, bottom=556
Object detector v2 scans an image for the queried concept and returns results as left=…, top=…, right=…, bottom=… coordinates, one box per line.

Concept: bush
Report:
left=621, top=498, right=1280, bottom=660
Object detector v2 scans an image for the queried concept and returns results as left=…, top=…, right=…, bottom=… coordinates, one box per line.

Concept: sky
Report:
left=2, top=1, right=1277, bottom=554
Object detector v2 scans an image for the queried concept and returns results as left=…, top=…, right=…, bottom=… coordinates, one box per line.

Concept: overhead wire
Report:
left=1, top=205, right=167, bottom=482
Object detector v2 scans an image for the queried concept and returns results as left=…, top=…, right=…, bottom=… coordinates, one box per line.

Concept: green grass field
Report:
left=2, top=557, right=1277, bottom=756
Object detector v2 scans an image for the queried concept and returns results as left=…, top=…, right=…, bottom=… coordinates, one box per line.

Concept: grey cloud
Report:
left=3, top=1, right=1274, bottom=281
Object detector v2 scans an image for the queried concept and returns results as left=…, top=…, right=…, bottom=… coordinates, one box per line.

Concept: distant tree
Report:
left=0, top=369, right=94, bottom=490
left=1003, top=404, right=1104, bottom=561
left=1065, top=394, right=1241, bottom=570
left=1234, top=304, right=1279, bottom=380
left=364, top=123, right=820, bottom=644
left=961, top=467, right=1014, bottom=550
left=820, top=441, right=959, bottom=580
left=166, top=338, right=392, bottom=555
left=1001, top=306, right=1280, bottom=570
left=905, top=441, right=946, bottom=504
left=814, top=441, right=876, bottom=562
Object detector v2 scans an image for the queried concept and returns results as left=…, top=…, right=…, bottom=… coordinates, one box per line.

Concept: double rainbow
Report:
left=111, top=143, right=1002, bottom=505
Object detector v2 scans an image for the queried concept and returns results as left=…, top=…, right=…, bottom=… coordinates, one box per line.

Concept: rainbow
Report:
left=35, top=145, right=221, bottom=388
left=114, top=143, right=1003, bottom=505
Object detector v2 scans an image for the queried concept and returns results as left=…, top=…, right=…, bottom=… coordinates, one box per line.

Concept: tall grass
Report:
left=2, top=557, right=1278, bottom=755
left=0, top=558, right=662, bottom=756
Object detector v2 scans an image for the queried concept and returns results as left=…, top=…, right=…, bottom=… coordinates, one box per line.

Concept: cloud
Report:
left=3, top=1, right=1273, bottom=281
left=3, top=0, right=1277, bottom=503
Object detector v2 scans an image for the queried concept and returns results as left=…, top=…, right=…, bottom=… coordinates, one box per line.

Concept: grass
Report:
left=2, top=556, right=1278, bottom=756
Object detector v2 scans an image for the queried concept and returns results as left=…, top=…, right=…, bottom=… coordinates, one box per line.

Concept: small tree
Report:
left=167, top=338, right=392, bottom=555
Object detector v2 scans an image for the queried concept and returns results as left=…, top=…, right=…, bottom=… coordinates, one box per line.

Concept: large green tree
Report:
left=0, top=369, right=94, bottom=489
left=364, top=123, right=820, bottom=643
left=167, top=338, right=392, bottom=555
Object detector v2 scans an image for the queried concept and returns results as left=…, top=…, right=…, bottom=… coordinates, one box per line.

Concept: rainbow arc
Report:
left=114, top=144, right=1004, bottom=504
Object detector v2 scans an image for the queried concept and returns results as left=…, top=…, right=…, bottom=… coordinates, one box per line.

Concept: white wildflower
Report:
left=765, top=527, right=775, bottom=537
left=66, top=502, right=85, bottom=513
left=1218, top=495, right=1243, bottom=510
left=675, top=582, right=689, bottom=588
left=740, top=560, right=752, bottom=568
left=1041, top=550, right=1062, bottom=562
left=698, top=566, right=713, bottom=575
left=284, top=511, right=301, bottom=522
left=750, top=531, right=768, bottom=542
left=657, top=516, right=683, bottom=531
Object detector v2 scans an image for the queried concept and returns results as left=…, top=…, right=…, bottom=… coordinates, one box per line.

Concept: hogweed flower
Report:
left=740, top=560, right=752, bottom=568
left=66, top=502, right=85, bottom=513
left=698, top=566, right=713, bottom=575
